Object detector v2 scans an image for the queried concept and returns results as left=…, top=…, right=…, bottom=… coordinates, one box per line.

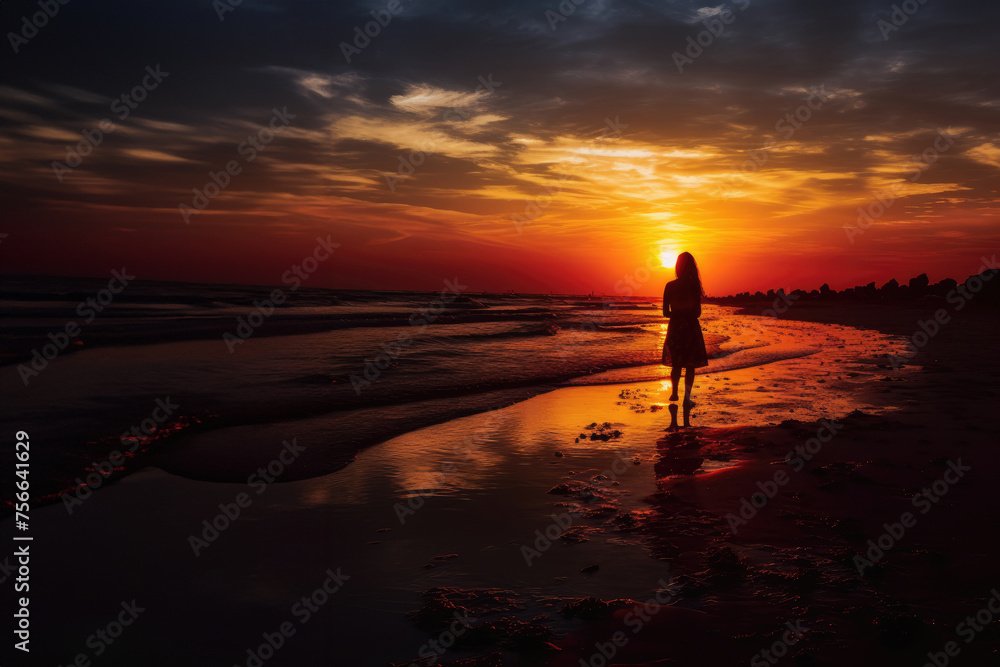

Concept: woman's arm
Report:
left=662, top=283, right=671, bottom=318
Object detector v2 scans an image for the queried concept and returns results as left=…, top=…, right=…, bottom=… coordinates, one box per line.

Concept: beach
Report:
left=4, top=286, right=998, bottom=666
left=6, top=0, right=1000, bottom=662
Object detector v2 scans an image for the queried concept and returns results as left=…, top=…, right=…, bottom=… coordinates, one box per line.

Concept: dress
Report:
left=661, top=280, right=709, bottom=368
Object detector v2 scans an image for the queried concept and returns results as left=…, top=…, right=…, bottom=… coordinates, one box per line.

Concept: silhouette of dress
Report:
left=661, top=279, right=709, bottom=368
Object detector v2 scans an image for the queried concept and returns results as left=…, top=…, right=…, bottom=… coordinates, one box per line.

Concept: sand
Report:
left=9, top=302, right=1000, bottom=666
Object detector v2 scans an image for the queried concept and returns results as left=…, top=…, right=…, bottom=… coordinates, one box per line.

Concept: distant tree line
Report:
left=709, top=268, right=1000, bottom=305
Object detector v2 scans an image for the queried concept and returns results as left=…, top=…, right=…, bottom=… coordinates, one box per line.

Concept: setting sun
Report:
left=659, top=249, right=678, bottom=269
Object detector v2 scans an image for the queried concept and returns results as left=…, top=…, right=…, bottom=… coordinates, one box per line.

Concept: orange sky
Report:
left=2, top=2, right=998, bottom=296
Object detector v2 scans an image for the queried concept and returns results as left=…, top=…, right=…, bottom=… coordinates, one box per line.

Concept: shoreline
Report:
left=5, top=303, right=998, bottom=665
left=7, top=299, right=932, bottom=511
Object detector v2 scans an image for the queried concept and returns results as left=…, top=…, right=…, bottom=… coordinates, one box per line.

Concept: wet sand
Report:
left=10, top=303, right=1000, bottom=666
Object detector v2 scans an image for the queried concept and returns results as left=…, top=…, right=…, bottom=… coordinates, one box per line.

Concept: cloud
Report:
left=389, top=84, right=492, bottom=115
left=965, top=142, right=1000, bottom=170
left=120, top=149, right=195, bottom=163
left=1, top=0, right=999, bottom=292
left=328, top=115, right=500, bottom=158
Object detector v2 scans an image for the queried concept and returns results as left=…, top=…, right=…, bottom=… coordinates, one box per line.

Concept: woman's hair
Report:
left=675, top=252, right=705, bottom=297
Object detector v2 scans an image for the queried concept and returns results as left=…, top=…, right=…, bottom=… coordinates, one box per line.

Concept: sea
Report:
left=1, top=275, right=889, bottom=504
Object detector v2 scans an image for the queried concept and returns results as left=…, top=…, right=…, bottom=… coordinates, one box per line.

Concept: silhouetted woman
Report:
left=662, top=252, right=709, bottom=406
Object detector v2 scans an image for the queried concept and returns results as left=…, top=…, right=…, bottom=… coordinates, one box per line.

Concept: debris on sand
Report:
left=581, top=421, right=624, bottom=441
left=560, top=596, right=633, bottom=620
left=547, top=480, right=590, bottom=496
left=558, top=527, right=591, bottom=543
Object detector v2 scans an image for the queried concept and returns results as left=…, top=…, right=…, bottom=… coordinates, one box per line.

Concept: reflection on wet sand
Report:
left=666, top=401, right=693, bottom=430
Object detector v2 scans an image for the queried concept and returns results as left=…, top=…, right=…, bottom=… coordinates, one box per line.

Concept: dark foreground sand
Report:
left=400, top=302, right=1000, bottom=666
left=8, top=302, right=999, bottom=667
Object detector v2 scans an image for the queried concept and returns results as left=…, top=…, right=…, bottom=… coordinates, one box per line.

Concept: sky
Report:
left=1, top=0, right=999, bottom=296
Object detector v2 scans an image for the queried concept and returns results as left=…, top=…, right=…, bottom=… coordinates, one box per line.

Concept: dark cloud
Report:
left=1, top=0, right=998, bottom=291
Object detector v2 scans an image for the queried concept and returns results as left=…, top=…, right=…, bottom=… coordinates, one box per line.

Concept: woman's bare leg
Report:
left=683, top=367, right=696, bottom=406
left=670, top=366, right=681, bottom=401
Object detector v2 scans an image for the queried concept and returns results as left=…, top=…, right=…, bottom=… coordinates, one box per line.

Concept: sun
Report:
left=659, top=249, right=677, bottom=269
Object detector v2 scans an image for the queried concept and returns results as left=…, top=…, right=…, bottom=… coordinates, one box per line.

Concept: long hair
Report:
left=675, top=252, right=705, bottom=298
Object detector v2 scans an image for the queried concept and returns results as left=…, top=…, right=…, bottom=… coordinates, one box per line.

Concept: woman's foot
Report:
left=669, top=392, right=678, bottom=401
left=683, top=398, right=696, bottom=408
